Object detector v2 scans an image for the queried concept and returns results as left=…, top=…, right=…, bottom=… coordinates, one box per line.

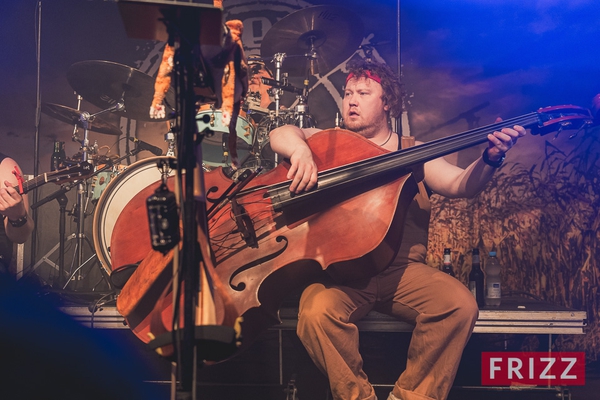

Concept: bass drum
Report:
left=93, top=156, right=176, bottom=275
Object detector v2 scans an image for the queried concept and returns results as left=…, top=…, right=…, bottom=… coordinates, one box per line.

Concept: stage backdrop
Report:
left=1, top=0, right=599, bottom=359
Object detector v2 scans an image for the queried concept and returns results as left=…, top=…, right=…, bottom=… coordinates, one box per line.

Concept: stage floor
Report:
left=61, top=295, right=587, bottom=335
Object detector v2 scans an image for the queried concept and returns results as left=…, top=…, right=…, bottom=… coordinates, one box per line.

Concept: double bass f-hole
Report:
left=231, top=197, right=258, bottom=248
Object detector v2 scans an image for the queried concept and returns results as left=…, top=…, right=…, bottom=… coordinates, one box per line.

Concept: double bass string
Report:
left=208, top=192, right=276, bottom=255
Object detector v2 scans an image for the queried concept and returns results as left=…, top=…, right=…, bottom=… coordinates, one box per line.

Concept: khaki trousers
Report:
left=297, top=256, right=478, bottom=400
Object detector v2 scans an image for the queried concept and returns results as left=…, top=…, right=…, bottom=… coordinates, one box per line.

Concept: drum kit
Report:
left=37, top=60, right=175, bottom=289
left=36, top=5, right=364, bottom=286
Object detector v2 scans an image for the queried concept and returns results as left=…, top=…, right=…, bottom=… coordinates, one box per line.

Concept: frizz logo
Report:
left=481, top=352, right=585, bottom=386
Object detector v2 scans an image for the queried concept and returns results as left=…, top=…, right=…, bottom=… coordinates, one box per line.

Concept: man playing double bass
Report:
left=269, top=59, right=526, bottom=400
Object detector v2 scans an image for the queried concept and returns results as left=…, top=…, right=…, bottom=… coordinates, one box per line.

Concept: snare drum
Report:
left=196, top=107, right=254, bottom=168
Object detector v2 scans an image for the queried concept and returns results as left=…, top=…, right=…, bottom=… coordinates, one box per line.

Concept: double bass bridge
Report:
left=231, top=197, right=258, bottom=248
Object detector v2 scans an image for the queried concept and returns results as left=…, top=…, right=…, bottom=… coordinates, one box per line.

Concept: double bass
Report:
left=115, top=105, right=594, bottom=361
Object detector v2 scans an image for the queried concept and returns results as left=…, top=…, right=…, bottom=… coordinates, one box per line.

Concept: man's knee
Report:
left=297, top=300, right=329, bottom=338
left=452, top=287, right=479, bottom=326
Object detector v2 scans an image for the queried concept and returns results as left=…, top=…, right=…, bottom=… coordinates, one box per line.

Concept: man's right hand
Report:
left=287, top=146, right=318, bottom=193
left=269, top=125, right=319, bottom=193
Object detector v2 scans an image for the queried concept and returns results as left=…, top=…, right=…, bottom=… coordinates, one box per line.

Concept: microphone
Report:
left=261, top=77, right=304, bottom=95
left=129, top=137, right=163, bottom=156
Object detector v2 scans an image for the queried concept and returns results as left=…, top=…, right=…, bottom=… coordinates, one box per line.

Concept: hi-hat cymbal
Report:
left=41, top=103, right=122, bottom=135
left=260, top=5, right=364, bottom=77
left=67, top=60, right=176, bottom=122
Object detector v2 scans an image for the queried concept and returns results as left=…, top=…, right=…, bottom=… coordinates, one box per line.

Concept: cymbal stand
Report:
left=293, top=98, right=314, bottom=129
left=293, top=39, right=318, bottom=129
left=68, top=101, right=124, bottom=289
left=269, top=53, right=289, bottom=165
left=272, top=53, right=286, bottom=118
left=293, top=78, right=315, bottom=129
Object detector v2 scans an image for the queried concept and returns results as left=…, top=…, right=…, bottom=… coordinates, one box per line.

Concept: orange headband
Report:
left=345, top=70, right=382, bottom=85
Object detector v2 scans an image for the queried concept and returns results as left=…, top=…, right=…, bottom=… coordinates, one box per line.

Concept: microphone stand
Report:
left=174, top=19, right=200, bottom=395
left=30, top=147, right=139, bottom=290
left=116, top=3, right=236, bottom=399
left=31, top=181, right=77, bottom=288
left=158, top=7, right=229, bottom=399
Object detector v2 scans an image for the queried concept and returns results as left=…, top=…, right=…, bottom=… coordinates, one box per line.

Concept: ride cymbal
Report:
left=41, top=103, right=122, bottom=135
left=67, top=60, right=176, bottom=122
left=260, top=5, right=364, bottom=77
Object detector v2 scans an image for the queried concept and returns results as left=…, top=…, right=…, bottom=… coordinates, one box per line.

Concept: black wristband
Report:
left=8, top=215, right=28, bottom=228
left=482, top=148, right=505, bottom=168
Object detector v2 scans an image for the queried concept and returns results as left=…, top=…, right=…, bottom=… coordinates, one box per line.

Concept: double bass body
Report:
left=116, top=129, right=419, bottom=360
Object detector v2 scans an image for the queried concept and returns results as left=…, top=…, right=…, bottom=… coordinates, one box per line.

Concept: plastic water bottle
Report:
left=485, top=251, right=502, bottom=306
left=468, top=248, right=485, bottom=307
left=441, top=248, right=455, bottom=277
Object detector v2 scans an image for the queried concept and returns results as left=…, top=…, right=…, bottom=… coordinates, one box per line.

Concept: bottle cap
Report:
left=489, top=251, right=497, bottom=256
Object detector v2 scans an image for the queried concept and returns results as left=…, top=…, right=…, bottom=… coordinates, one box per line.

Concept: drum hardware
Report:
left=250, top=56, right=315, bottom=169
left=246, top=55, right=275, bottom=114
left=40, top=92, right=130, bottom=289
left=261, top=76, right=304, bottom=96
left=39, top=59, right=178, bottom=288
left=258, top=55, right=298, bottom=167
left=260, top=5, right=364, bottom=78
left=292, top=94, right=316, bottom=129
left=29, top=179, right=78, bottom=287
left=66, top=60, right=176, bottom=122
left=271, top=53, right=287, bottom=124
left=29, top=146, right=143, bottom=290
left=335, top=112, right=343, bottom=128
left=28, top=180, right=103, bottom=291
left=243, top=91, right=271, bottom=119
left=164, top=121, right=177, bottom=157
left=71, top=100, right=126, bottom=287
left=259, top=4, right=368, bottom=163
left=41, top=102, right=123, bottom=136
left=40, top=59, right=178, bottom=289
left=256, top=5, right=364, bottom=151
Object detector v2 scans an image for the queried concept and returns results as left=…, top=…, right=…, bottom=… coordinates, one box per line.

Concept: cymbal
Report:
left=260, top=5, right=364, bottom=77
left=67, top=60, right=176, bottom=122
left=41, top=103, right=122, bottom=135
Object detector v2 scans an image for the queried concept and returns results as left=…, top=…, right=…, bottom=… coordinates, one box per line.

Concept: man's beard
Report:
left=344, top=118, right=374, bottom=138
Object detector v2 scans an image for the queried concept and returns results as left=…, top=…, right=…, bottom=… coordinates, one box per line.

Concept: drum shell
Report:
left=90, top=165, right=125, bottom=201
left=196, top=108, right=254, bottom=167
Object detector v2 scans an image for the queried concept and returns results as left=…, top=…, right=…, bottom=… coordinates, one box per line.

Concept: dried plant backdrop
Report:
left=427, top=126, right=600, bottom=359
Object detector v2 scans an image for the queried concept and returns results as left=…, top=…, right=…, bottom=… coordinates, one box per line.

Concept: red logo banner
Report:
left=481, top=352, right=585, bottom=386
